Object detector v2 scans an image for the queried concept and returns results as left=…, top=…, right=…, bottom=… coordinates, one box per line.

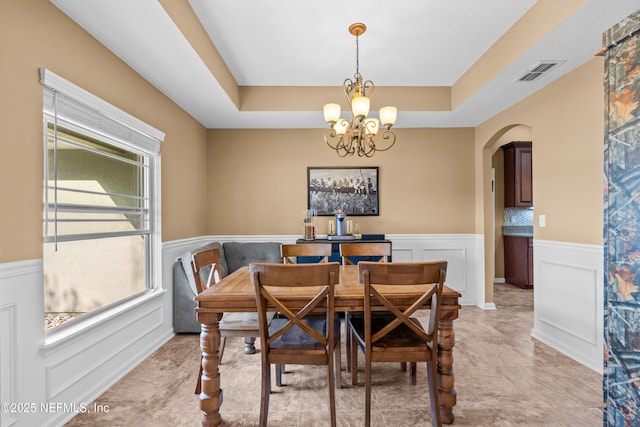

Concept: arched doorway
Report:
left=481, top=124, right=532, bottom=306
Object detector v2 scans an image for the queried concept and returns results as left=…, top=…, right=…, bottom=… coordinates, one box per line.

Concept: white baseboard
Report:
left=480, top=302, right=497, bottom=310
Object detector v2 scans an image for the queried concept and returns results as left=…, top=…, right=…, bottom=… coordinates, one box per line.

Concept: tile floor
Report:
left=65, top=283, right=603, bottom=426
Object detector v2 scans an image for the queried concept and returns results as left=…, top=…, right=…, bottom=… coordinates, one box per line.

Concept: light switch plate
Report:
left=539, top=214, right=546, bottom=227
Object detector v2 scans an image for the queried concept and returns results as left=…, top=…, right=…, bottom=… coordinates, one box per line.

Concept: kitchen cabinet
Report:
left=503, top=141, right=532, bottom=207
left=504, top=235, right=533, bottom=289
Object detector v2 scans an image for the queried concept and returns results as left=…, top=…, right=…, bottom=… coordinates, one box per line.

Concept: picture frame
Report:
left=307, top=167, right=379, bottom=216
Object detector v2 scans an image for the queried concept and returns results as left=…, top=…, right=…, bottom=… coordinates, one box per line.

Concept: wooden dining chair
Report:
left=281, top=242, right=332, bottom=264
left=191, top=248, right=268, bottom=394
left=250, top=262, right=341, bottom=427
left=277, top=242, right=333, bottom=386
left=348, top=261, right=447, bottom=427
left=339, top=242, right=391, bottom=265
left=339, top=242, right=391, bottom=371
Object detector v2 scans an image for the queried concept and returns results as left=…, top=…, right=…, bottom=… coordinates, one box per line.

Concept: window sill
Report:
left=41, top=289, right=167, bottom=352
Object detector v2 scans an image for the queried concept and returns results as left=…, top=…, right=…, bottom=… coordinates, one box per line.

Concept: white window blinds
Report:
left=41, top=69, right=164, bottom=244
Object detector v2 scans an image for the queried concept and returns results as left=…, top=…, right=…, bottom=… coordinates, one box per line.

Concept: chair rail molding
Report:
left=165, top=234, right=484, bottom=308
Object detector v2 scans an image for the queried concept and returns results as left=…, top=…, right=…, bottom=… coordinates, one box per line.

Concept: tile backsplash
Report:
left=504, top=207, right=533, bottom=226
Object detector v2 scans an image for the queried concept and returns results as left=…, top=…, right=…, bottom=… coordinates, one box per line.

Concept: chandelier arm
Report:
left=343, top=78, right=355, bottom=105
left=362, top=80, right=374, bottom=99
left=359, top=135, right=373, bottom=157
left=364, top=120, right=377, bottom=134
left=336, top=147, right=350, bottom=158
left=344, top=126, right=356, bottom=156
left=325, top=127, right=362, bottom=157
left=373, top=130, right=397, bottom=152
left=324, top=128, right=344, bottom=151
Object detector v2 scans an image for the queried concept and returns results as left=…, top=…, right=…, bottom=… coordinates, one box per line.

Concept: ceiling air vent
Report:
left=515, top=60, right=564, bottom=82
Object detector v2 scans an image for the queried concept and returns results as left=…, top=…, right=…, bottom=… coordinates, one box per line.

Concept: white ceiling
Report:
left=50, top=0, right=639, bottom=129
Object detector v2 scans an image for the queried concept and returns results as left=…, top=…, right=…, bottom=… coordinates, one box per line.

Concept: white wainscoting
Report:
left=387, top=234, right=484, bottom=307
left=0, top=302, right=18, bottom=427
left=166, top=234, right=485, bottom=308
left=1, top=234, right=599, bottom=425
left=531, top=240, right=604, bottom=373
left=0, top=259, right=46, bottom=427
left=0, top=257, right=173, bottom=427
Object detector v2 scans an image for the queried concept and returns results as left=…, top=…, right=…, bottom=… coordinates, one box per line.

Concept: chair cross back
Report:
left=339, top=242, right=391, bottom=265
left=365, top=272, right=440, bottom=344
left=258, top=283, right=330, bottom=346
left=281, top=243, right=332, bottom=264
left=190, top=248, right=223, bottom=293
left=251, top=262, right=341, bottom=352
left=362, top=261, right=447, bottom=340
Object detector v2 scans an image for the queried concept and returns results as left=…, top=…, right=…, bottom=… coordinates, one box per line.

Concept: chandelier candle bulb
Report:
left=351, top=95, right=370, bottom=120
left=323, top=103, right=341, bottom=124
left=379, top=106, right=397, bottom=128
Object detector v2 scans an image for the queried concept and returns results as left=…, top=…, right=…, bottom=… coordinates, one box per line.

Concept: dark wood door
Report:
left=503, top=141, right=533, bottom=208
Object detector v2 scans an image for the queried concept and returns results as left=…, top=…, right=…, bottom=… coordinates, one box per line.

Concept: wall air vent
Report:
left=515, top=60, right=565, bottom=82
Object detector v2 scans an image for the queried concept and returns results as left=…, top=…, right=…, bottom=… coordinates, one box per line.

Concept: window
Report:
left=41, top=69, right=164, bottom=330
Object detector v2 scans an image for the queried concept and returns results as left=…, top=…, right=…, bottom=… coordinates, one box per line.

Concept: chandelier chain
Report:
left=354, top=35, right=360, bottom=80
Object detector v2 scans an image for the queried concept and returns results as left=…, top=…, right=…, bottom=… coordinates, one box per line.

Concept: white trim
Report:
left=42, top=290, right=166, bottom=352
left=41, top=69, right=165, bottom=335
left=0, top=258, right=43, bottom=278
left=480, top=302, right=497, bottom=310
left=200, top=234, right=301, bottom=244
left=40, top=68, right=165, bottom=146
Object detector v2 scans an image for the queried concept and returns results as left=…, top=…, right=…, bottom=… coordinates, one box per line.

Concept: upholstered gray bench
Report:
left=173, top=241, right=283, bottom=349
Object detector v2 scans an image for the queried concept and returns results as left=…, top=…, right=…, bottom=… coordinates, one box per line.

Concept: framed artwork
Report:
left=307, top=167, right=379, bottom=216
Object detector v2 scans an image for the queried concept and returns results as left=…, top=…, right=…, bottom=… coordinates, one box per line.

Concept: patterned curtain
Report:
left=603, top=10, right=640, bottom=427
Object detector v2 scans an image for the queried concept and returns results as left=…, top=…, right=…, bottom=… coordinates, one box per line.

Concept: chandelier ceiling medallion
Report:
left=323, top=23, right=397, bottom=157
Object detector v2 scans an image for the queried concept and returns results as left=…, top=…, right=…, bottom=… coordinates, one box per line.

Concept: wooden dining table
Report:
left=195, top=264, right=461, bottom=426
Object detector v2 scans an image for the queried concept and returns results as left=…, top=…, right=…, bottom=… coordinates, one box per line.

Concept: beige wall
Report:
left=207, top=128, right=476, bottom=236
left=0, top=0, right=605, bottom=273
left=476, top=59, right=605, bottom=301
left=0, top=0, right=209, bottom=263
left=477, top=59, right=604, bottom=244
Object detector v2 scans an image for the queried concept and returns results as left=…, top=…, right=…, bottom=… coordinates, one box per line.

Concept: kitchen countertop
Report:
left=502, top=226, right=533, bottom=237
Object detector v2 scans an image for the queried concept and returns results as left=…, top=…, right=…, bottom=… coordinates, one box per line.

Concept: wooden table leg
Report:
left=199, top=312, right=223, bottom=427
left=438, top=316, right=457, bottom=424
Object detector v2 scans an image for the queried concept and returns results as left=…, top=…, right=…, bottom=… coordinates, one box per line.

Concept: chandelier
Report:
left=323, top=23, right=397, bottom=157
